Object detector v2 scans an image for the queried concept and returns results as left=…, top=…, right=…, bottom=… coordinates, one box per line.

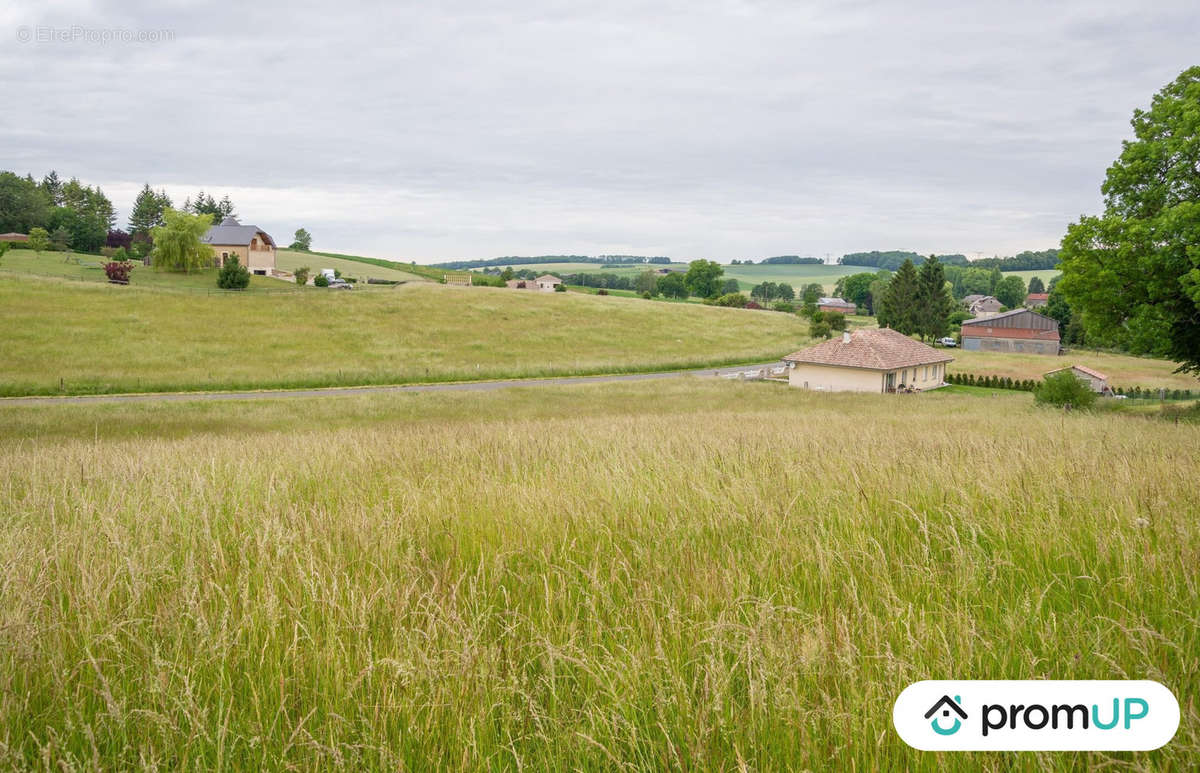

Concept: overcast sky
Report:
left=2, top=1, right=1197, bottom=263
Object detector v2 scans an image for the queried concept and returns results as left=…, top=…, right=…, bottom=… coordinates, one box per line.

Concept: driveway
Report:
left=1, top=363, right=784, bottom=407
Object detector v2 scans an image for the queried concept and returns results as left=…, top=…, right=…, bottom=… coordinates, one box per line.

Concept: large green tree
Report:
left=877, top=258, right=920, bottom=334
left=995, top=275, right=1027, bottom=309
left=915, top=256, right=955, bottom=340
left=1059, top=66, right=1200, bottom=373
left=128, top=184, right=173, bottom=237
left=289, top=227, right=312, bottom=251
left=683, top=260, right=724, bottom=298
left=151, top=210, right=214, bottom=272
left=657, top=272, right=688, bottom=298
left=0, top=171, right=51, bottom=233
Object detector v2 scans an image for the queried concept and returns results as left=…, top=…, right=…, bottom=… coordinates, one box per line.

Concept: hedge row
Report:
left=947, top=372, right=1196, bottom=399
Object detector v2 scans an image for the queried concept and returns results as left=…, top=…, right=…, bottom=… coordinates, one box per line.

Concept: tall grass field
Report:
left=0, top=380, right=1196, bottom=769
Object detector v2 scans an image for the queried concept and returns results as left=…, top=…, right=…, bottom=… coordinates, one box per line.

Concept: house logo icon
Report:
left=924, top=694, right=967, bottom=735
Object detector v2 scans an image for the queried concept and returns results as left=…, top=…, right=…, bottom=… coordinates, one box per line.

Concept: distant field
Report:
left=0, top=278, right=811, bottom=396
left=949, top=348, right=1196, bottom=389
left=1, top=379, right=1195, bottom=769
left=275, top=249, right=429, bottom=283
left=1000, top=268, right=1061, bottom=286
left=472, top=262, right=1059, bottom=294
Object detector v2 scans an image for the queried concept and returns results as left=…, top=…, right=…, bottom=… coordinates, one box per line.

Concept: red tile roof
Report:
left=1047, top=365, right=1107, bottom=380
left=783, top=328, right=953, bottom=370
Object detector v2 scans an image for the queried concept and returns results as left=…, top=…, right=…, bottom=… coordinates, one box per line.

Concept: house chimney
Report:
left=842, top=330, right=852, bottom=344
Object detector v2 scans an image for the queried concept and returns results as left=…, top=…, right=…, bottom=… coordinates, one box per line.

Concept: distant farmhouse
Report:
left=1025, top=292, right=1049, bottom=308
left=508, top=274, right=563, bottom=292
left=817, top=297, right=857, bottom=314
left=783, top=328, right=952, bottom=393
left=960, top=309, right=1060, bottom=355
left=201, top=217, right=276, bottom=275
left=962, top=294, right=1003, bottom=316
left=0, top=232, right=29, bottom=243
left=1045, top=365, right=1109, bottom=394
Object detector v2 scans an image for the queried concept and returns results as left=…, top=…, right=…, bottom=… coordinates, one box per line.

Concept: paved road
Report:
left=1, top=363, right=784, bottom=407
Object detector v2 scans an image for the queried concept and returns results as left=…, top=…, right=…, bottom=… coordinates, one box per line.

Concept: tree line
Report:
left=433, top=255, right=671, bottom=270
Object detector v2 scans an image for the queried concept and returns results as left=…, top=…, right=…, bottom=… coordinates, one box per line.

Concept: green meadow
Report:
left=0, top=379, right=1195, bottom=770
left=0, top=277, right=810, bottom=396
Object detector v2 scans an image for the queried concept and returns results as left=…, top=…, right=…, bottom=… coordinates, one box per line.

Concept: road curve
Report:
left=1, top=363, right=783, bottom=407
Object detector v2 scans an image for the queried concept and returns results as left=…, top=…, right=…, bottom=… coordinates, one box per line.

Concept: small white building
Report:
left=1045, top=365, right=1109, bottom=394
left=783, top=328, right=953, bottom=393
left=534, top=274, right=563, bottom=292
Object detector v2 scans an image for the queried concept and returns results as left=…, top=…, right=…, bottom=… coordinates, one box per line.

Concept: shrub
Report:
left=824, top=311, right=847, bottom=331
left=1035, top=371, right=1097, bottom=409
left=597, top=288, right=608, bottom=295
left=314, top=273, right=330, bottom=287
left=555, top=283, right=567, bottom=293
left=771, top=301, right=795, bottom=313
left=294, top=267, right=311, bottom=285
left=810, top=319, right=832, bottom=339
left=102, top=261, right=132, bottom=283
left=710, top=292, right=749, bottom=308
left=217, top=255, right=250, bottom=290
left=640, top=291, right=652, bottom=300
left=744, top=300, right=763, bottom=310
left=100, top=246, right=119, bottom=259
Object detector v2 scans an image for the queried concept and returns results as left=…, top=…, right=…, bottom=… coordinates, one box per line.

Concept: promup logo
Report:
left=894, top=681, right=1179, bottom=751
left=924, top=695, right=967, bottom=735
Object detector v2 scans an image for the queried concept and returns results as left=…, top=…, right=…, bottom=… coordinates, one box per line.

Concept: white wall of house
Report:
left=787, top=362, right=947, bottom=393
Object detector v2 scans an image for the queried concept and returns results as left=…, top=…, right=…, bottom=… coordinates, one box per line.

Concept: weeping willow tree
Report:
left=150, top=209, right=213, bottom=272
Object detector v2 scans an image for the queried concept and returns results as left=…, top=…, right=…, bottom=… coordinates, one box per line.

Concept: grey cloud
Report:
left=1, top=0, right=1196, bottom=260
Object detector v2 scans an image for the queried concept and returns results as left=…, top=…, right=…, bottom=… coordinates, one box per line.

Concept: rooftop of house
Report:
left=201, top=217, right=276, bottom=248
left=961, top=308, right=1055, bottom=326
left=783, top=328, right=953, bottom=371
left=535, top=274, right=562, bottom=283
left=1026, top=292, right=1050, bottom=301
left=1047, top=364, right=1107, bottom=380
left=818, top=297, right=855, bottom=305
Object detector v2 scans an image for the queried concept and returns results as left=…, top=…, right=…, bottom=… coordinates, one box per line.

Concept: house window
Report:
left=222, top=251, right=229, bottom=259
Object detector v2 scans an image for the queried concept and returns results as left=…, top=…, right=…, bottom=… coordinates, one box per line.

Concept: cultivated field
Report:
left=1, top=380, right=1195, bottom=770
left=948, top=348, right=1197, bottom=390
left=0, top=278, right=810, bottom=396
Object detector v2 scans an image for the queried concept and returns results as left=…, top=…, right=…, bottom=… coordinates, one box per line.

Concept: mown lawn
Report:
left=0, top=277, right=811, bottom=396
left=0, top=379, right=1195, bottom=770
left=0, top=249, right=301, bottom=294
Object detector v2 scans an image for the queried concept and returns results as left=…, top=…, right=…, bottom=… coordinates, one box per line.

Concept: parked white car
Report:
left=937, top=337, right=958, bottom=347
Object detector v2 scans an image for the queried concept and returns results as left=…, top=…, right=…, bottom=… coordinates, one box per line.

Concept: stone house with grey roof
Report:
left=201, top=217, right=277, bottom=275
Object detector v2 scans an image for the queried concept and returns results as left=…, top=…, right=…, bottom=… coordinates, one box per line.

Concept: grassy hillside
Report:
left=0, top=278, right=809, bottom=396
left=275, top=249, right=429, bottom=283
left=0, top=379, right=1195, bottom=769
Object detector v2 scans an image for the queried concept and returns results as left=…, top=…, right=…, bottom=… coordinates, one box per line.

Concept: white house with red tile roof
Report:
left=782, top=328, right=953, bottom=393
